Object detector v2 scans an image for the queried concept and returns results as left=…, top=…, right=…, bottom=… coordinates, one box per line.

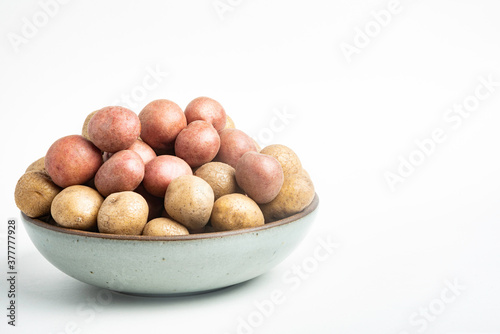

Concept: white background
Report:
left=1, top=0, right=500, bottom=333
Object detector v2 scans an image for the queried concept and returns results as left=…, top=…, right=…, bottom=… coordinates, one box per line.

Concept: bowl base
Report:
left=110, top=285, right=234, bottom=298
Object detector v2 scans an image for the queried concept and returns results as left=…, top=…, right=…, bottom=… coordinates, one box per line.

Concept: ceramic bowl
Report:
left=21, top=194, right=319, bottom=296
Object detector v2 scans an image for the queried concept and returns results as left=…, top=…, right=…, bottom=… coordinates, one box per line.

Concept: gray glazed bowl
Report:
left=21, top=194, right=319, bottom=296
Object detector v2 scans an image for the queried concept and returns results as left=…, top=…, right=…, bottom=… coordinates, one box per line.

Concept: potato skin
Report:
left=128, top=139, right=156, bottom=165
left=143, top=155, right=193, bottom=197
left=97, top=191, right=149, bottom=235
left=215, top=129, right=257, bottom=168
left=259, top=169, right=315, bottom=223
left=94, top=150, right=145, bottom=197
left=51, top=185, right=103, bottom=231
left=194, top=162, right=241, bottom=200
left=260, top=144, right=302, bottom=177
left=139, top=99, right=187, bottom=151
left=164, top=175, right=214, bottom=231
left=184, top=97, right=227, bottom=132
left=15, top=171, right=62, bottom=218
left=25, top=157, right=46, bottom=173
left=88, top=106, right=141, bottom=153
left=174, top=120, right=220, bottom=168
left=142, top=217, right=189, bottom=236
left=210, top=194, right=264, bottom=231
left=45, top=135, right=103, bottom=188
left=81, top=110, right=99, bottom=140
left=235, top=152, right=284, bottom=204
left=223, top=115, right=235, bottom=130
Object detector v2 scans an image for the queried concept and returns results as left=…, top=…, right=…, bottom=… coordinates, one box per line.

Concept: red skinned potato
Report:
left=175, top=120, right=220, bottom=168
left=45, top=135, right=103, bottom=188
left=102, top=140, right=156, bottom=165
left=127, top=139, right=156, bottom=165
left=235, top=151, right=284, bottom=204
left=143, top=155, right=193, bottom=197
left=215, top=129, right=257, bottom=168
left=88, top=106, right=141, bottom=153
left=139, top=99, right=187, bottom=151
left=184, top=97, right=227, bottom=131
left=94, top=150, right=145, bottom=197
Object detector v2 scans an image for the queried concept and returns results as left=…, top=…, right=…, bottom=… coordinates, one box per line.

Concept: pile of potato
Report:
left=15, top=97, right=315, bottom=236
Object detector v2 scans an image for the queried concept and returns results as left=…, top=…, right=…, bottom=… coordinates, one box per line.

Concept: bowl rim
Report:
left=21, top=193, right=319, bottom=241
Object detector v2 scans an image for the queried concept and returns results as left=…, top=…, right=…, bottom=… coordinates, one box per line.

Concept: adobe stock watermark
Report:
left=339, top=0, right=402, bottom=64
left=6, top=0, right=72, bottom=53
left=397, top=278, right=466, bottom=334
left=212, top=0, right=243, bottom=21
left=252, top=106, right=295, bottom=148
left=384, top=73, right=500, bottom=192
left=111, top=64, right=168, bottom=110
left=225, top=235, right=340, bottom=334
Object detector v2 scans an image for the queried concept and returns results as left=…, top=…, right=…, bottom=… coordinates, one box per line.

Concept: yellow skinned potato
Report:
left=142, top=217, right=189, bottom=236
left=259, top=169, right=315, bottom=223
left=260, top=144, right=302, bottom=177
left=223, top=115, right=235, bottom=130
left=164, top=175, right=214, bottom=231
left=51, top=185, right=103, bottom=231
left=194, top=162, right=242, bottom=200
left=15, top=171, right=62, bottom=218
left=25, top=157, right=46, bottom=173
left=81, top=110, right=99, bottom=141
left=97, top=191, right=149, bottom=235
left=210, top=194, right=264, bottom=231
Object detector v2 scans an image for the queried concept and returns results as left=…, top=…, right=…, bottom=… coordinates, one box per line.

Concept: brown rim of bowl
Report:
left=21, top=193, right=319, bottom=241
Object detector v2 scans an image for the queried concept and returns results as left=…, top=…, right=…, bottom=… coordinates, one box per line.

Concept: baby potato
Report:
left=215, top=129, right=257, bottom=167
left=164, top=175, right=214, bottom=231
left=235, top=152, right=284, bottom=204
left=94, top=150, right=145, bottom=197
left=45, top=135, right=103, bottom=188
left=142, top=217, right=189, bottom=236
left=194, top=162, right=241, bottom=200
left=25, top=157, right=46, bottom=173
left=259, top=169, right=315, bottom=223
left=128, top=139, right=157, bottom=165
left=51, top=185, right=104, bottom=231
left=174, top=120, right=220, bottom=168
left=88, top=106, right=141, bottom=153
left=210, top=194, right=264, bottom=231
left=81, top=109, right=99, bottom=140
left=143, top=155, right=193, bottom=197
left=97, top=191, right=149, bottom=235
left=260, top=144, right=302, bottom=177
left=139, top=99, right=187, bottom=151
left=15, top=171, right=62, bottom=218
left=184, top=97, right=227, bottom=132
left=223, top=115, right=235, bottom=130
